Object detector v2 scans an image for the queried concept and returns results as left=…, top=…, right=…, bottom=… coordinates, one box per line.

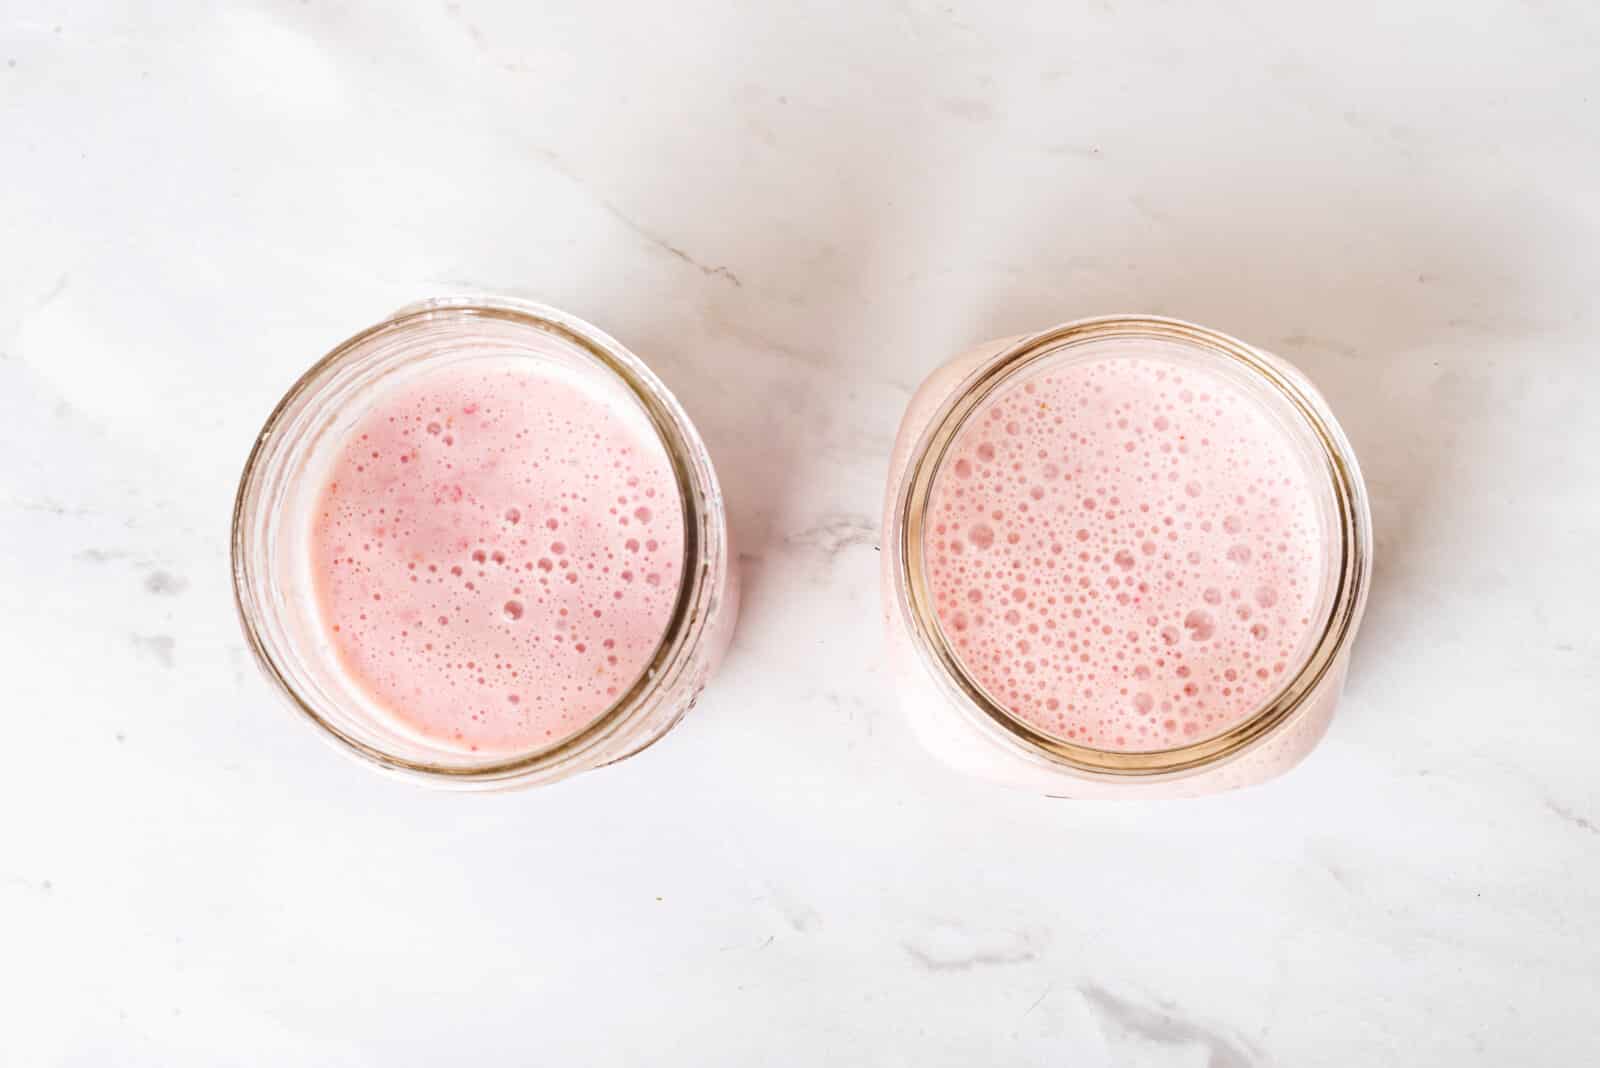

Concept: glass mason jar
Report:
left=232, top=296, right=738, bottom=790
left=881, top=316, right=1372, bottom=798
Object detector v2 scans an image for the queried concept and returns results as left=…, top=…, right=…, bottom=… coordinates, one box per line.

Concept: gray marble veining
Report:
left=1, top=2, right=1597, bottom=1064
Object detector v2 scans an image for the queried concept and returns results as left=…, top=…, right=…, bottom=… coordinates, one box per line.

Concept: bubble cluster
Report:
left=309, top=360, right=684, bottom=755
left=922, top=355, right=1325, bottom=752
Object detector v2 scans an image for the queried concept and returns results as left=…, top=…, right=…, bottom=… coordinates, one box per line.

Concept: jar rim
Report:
left=231, top=296, right=728, bottom=788
left=890, top=315, right=1373, bottom=777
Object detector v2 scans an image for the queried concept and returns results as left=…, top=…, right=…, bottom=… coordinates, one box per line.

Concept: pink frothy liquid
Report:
left=309, top=358, right=684, bottom=756
left=923, top=354, right=1326, bottom=752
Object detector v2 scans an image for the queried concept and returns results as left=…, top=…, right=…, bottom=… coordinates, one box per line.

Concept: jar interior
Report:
left=239, top=310, right=690, bottom=774
left=912, top=331, right=1344, bottom=756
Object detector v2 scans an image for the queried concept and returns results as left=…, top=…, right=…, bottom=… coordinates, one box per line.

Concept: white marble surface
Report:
left=3, top=2, right=1598, bottom=1064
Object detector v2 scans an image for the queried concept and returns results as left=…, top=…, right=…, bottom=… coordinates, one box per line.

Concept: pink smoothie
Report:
left=309, top=358, right=684, bottom=756
left=922, top=354, right=1326, bottom=752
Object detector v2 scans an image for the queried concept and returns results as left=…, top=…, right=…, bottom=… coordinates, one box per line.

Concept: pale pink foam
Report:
left=309, top=360, right=683, bottom=755
left=923, top=355, right=1324, bottom=752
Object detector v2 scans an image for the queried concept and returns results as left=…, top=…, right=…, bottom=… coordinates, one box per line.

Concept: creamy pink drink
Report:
left=882, top=318, right=1372, bottom=797
left=309, top=358, right=685, bottom=756
left=234, top=297, right=737, bottom=789
left=922, top=355, right=1322, bottom=751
